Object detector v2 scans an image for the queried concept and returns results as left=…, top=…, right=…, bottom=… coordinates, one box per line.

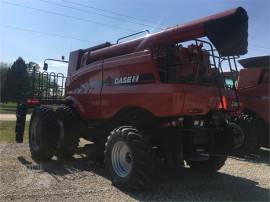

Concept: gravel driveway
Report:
left=0, top=142, right=269, bottom=202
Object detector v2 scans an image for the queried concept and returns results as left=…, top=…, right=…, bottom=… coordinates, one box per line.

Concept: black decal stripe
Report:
left=69, top=73, right=156, bottom=91
left=68, top=80, right=102, bottom=94
left=138, top=73, right=155, bottom=83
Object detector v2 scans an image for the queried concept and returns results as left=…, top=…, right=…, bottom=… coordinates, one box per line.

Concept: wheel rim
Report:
left=111, top=141, right=133, bottom=178
left=229, top=122, right=245, bottom=149
left=30, top=117, right=41, bottom=151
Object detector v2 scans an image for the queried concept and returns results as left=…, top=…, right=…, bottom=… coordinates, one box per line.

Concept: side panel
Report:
left=66, top=61, right=103, bottom=119
left=238, top=68, right=270, bottom=124
left=100, top=50, right=219, bottom=119
left=237, top=69, right=261, bottom=89
left=101, top=83, right=219, bottom=118
left=101, top=83, right=186, bottom=118
left=181, top=85, right=220, bottom=114
left=66, top=50, right=224, bottom=120
left=239, top=84, right=270, bottom=125
left=101, top=51, right=177, bottom=118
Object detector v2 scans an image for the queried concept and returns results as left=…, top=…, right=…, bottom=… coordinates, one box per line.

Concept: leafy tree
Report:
left=27, top=61, right=40, bottom=73
left=0, top=62, right=10, bottom=69
left=0, top=63, right=10, bottom=103
left=1, top=58, right=64, bottom=102
left=5, top=57, right=30, bottom=101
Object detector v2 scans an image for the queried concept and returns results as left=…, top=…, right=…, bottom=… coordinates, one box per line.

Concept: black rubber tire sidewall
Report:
left=106, top=134, right=134, bottom=185
left=56, top=106, right=80, bottom=159
left=29, top=106, right=59, bottom=162
left=105, top=126, right=153, bottom=190
left=233, top=114, right=263, bottom=155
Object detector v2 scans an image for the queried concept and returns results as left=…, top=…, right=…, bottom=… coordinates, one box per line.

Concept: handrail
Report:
left=116, top=30, right=150, bottom=44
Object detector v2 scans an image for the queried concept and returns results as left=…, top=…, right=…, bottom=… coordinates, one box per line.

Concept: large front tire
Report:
left=29, top=106, right=59, bottom=162
left=105, top=126, right=153, bottom=190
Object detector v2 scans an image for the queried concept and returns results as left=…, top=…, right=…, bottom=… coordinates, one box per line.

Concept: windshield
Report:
left=225, top=78, right=235, bottom=89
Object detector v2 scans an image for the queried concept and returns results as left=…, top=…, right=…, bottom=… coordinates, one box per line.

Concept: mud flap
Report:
left=15, top=103, right=27, bottom=143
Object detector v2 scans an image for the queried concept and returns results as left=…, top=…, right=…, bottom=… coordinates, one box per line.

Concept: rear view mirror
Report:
left=43, top=63, right=48, bottom=71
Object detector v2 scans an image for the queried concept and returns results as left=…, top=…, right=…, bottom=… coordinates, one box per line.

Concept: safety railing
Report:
left=26, top=69, right=66, bottom=102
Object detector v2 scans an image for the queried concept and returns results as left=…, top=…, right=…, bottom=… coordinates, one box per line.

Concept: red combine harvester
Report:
left=225, top=56, right=269, bottom=155
left=16, top=7, right=248, bottom=189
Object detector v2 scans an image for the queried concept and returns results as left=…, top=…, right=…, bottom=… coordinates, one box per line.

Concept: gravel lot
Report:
left=0, top=142, right=269, bottom=202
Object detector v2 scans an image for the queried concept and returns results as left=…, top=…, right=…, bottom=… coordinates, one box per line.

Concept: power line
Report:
left=65, top=1, right=267, bottom=48
left=40, top=0, right=159, bottom=29
left=2, top=1, right=136, bottom=32
left=0, top=24, right=99, bottom=43
left=5, top=1, right=267, bottom=54
left=63, top=0, right=167, bottom=28
left=4, top=25, right=266, bottom=55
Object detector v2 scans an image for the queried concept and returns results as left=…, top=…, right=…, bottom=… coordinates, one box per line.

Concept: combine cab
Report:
left=16, top=7, right=248, bottom=189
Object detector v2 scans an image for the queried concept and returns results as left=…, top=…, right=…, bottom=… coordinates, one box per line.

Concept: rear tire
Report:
left=29, top=106, right=59, bottom=162
left=105, top=126, right=153, bottom=190
left=186, top=155, right=227, bottom=172
left=233, top=113, right=263, bottom=155
left=56, top=106, right=80, bottom=160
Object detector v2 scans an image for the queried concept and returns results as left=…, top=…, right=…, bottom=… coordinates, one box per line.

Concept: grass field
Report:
left=0, top=102, right=17, bottom=114
left=0, top=102, right=33, bottom=114
left=0, top=121, right=29, bottom=142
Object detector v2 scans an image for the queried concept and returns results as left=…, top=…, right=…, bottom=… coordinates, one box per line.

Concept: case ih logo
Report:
left=114, top=75, right=139, bottom=85
left=104, top=73, right=155, bottom=86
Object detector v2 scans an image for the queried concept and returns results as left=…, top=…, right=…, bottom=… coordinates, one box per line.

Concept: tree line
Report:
left=0, top=57, right=63, bottom=103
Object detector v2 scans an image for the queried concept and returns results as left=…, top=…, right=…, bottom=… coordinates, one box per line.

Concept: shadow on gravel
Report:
left=17, top=147, right=269, bottom=201
left=136, top=168, right=270, bottom=201
left=230, top=148, right=270, bottom=166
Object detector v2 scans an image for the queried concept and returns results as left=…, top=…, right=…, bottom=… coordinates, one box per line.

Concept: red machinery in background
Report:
left=225, top=56, right=269, bottom=155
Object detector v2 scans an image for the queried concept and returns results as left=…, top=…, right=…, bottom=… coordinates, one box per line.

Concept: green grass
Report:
left=0, top=102, right=17, bottom=114
left=0, top=121, right=29, bottom=142
left=0, top=102, right=33, bottom=114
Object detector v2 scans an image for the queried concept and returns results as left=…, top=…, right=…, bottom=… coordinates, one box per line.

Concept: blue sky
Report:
left=1, top=0, right=269, bottom=74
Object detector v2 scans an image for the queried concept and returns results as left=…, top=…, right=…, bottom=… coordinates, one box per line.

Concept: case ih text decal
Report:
left=114, top=75, right=139, bottom=85
left=105, top=73, right=155, bottom=86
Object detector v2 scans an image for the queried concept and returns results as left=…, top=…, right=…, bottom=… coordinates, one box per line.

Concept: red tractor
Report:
left=225, top=56, right=269, bottom=155
left=16, top=7, right=248, bottom=189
